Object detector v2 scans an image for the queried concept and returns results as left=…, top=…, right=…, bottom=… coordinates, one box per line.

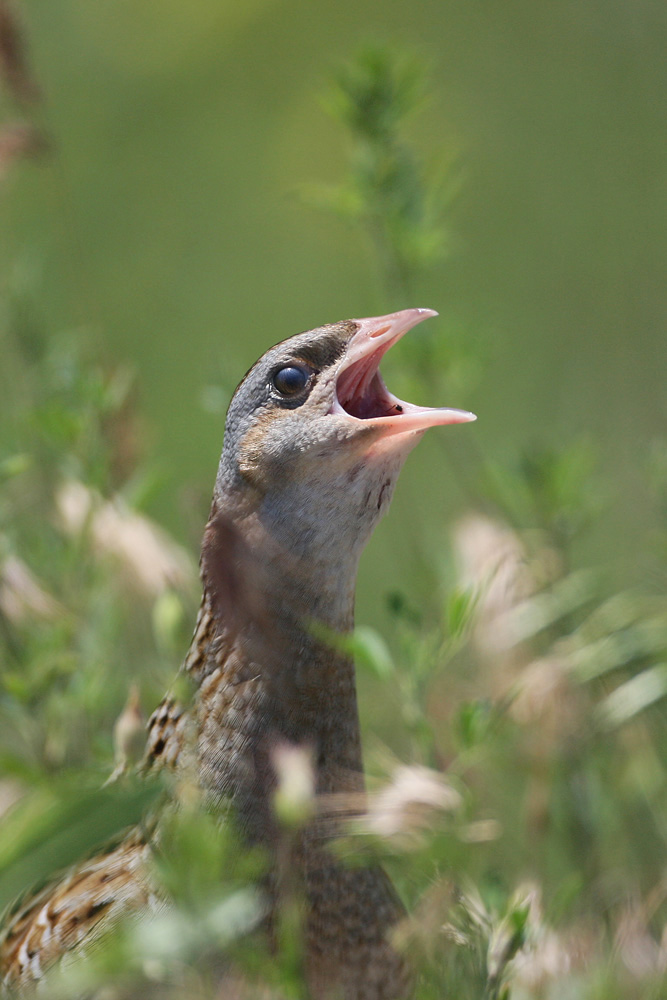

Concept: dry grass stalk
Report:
left=56, top=480, right=194, bottom=598
left=0, top=552, right=63, bottom=623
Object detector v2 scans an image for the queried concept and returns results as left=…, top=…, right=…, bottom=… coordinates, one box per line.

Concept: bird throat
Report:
left=188, top=503, right=366, bottom=830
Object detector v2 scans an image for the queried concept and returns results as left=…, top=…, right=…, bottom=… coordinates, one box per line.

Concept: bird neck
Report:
left=187, top=501, right=367, bottom=817
left=186, top=515, right=409, bottom=996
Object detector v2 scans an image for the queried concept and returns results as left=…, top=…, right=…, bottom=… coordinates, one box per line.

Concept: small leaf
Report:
left=347, top=625, right=396, bottom=678
left=445, top=585, right=478, bottom=640
left=0, top=777, right=162, bottom=907
left=456, top=699, right=493, bottom=751
left=596, top=663, right=667, bottom=728
left=506, top=569, right=599, bottom=646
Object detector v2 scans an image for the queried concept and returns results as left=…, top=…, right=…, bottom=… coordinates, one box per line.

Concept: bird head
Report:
left=214, top=309, right=475, bottom=589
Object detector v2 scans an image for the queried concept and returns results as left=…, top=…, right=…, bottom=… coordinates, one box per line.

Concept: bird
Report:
left=0, top=308, right=475, bottom=998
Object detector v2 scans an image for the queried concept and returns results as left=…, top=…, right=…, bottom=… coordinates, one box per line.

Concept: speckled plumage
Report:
left=0, top=832, right=154, bottom=988
left=0, top=310, right=474, bottom=997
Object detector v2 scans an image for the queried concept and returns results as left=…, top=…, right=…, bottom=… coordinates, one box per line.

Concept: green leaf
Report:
left=596, top=663, right=667, bottom=728
left=346, top=625, right=396, bottom=679
left=0, top=776, right=162, bottom=909
left=445, top=585, right=478, bottom=640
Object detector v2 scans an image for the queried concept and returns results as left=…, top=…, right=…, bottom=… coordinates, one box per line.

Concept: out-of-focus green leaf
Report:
left=445, top=585, right=478, bottom=641
left=570, top=615, right=667, bottom=682
left=506, top=569, right=600, bottom=645
left=346, top=625, right=396, bottom=678
left=597, top=663, right=667, bottom=728
left=456, top=699, right=493, bottom=752
left=0, top=776, right=162, bottom=908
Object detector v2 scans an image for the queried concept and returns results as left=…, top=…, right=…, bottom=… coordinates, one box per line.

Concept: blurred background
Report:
left=4, top=0, right=666, bottom=572
left=1, top=2, right=666, bottom=997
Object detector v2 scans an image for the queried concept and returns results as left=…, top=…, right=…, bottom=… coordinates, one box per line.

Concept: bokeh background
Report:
left=1, top=2, right=667, bottom=997
left=5, top=0, right=666, bottom=574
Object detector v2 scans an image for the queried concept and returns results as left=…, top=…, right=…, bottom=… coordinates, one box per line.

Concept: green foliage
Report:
left=482, top=437, right=606, bottom=551
left=304, top=44, right=460, bottom=300
left=0, top=776, right=162, bottom=908
left=0, top=310, right=194, bottom=779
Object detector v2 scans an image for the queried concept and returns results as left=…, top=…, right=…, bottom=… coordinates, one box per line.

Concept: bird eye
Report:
left=272, top=365, right=309, bottom=396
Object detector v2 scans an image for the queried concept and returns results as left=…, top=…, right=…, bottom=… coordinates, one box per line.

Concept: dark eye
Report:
left=272, top=365, right=309, bottom=396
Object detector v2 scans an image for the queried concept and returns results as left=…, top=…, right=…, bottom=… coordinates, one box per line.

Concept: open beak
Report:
left=330, top=308, right=476, bottom=439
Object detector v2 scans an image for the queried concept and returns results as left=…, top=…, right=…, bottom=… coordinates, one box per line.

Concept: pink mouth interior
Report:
left=330, top=308, right=476, bottom=434
left=336, top=354, right=400, bottom=420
